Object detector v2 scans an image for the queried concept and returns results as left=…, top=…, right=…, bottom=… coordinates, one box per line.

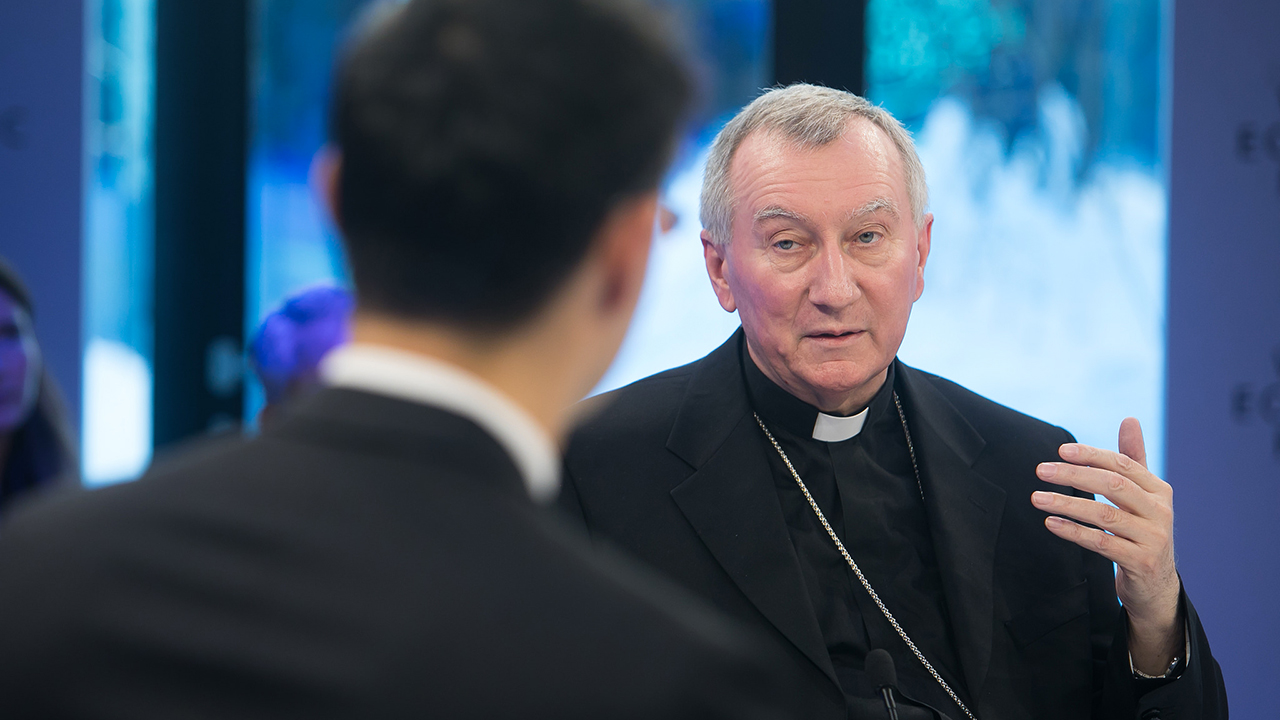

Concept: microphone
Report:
left=866, top=649, right=900, bottom=720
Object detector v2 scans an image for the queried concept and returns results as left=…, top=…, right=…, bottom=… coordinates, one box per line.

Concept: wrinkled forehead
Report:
left=727, top=118, right=908, bottom=218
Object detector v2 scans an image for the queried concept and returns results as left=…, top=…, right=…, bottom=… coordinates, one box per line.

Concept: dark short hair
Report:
left=331, top=0, right=692, bottom=328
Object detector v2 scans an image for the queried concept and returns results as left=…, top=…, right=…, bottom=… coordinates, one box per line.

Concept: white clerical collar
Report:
left=812, top=408, right=869, bottom=442
left=319, top=344, right=560, bottom=503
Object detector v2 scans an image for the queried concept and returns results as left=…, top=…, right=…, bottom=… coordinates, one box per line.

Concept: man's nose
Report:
left=807, top=243, right=859, bottom=309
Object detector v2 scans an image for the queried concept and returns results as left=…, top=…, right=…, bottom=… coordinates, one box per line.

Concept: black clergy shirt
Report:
left=742, top=346, right=970, bottom=718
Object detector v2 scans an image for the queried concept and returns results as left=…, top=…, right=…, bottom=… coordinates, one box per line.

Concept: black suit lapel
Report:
left=666, top=330, right=839, bottom=688
left=897, top=363, right=1003, bottom=702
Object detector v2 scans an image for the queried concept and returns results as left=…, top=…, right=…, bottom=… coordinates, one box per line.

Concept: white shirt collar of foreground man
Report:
left=320, top=344, right=560, bottom=503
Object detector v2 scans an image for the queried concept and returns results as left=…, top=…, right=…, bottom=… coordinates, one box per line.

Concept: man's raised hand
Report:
left=1030, top=417, right=1184, bottom=675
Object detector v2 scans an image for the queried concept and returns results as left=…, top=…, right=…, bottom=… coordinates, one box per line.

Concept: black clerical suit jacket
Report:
left=560, top=330, right=1227, bottom=720
left=0, top=388, right=805, bottom=719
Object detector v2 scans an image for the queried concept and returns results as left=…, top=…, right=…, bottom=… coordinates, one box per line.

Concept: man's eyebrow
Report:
left=845, top=197, right=899, bottom=221
left=753, top=206, right=810, bottom=224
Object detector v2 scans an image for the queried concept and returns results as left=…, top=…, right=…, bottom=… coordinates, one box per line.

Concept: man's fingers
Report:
left=1056, top=441, right=1166, bottom=495
left=1043, top=515, right=1138, bottom=566
left=1031, top=491, right=1157, bottom=544
left=1118, top=417, right=1148, bottom=469
left=1035, top=462, right=1159, bottom=516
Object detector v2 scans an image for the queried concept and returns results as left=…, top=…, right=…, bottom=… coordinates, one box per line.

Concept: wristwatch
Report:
left=1133, top=654, right=1183, bottom=680
left=1130, top=616, right=1190, bottom=681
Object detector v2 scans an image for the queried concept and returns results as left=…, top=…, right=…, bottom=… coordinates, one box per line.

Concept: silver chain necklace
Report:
left=753, top=392, right=977, bottom=720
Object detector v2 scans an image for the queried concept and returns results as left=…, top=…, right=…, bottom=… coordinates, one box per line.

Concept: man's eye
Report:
left=774, top=239, right=798, bottom=251
left=856, top=231, right=881, bottom=244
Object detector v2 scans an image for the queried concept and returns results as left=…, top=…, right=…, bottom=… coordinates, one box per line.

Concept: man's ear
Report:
left=913, top=213, right=933, bottom=303
left=701, top=230, right=736, bottom=313
left=310, top=146, right=343, bottom=230
left=596, top=191, right=659, bottom=314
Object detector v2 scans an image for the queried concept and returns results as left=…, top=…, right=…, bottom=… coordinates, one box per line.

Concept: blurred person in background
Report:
left=0, top=258, right=76, bottom=515
left=250, top=285, right=353, bottom=424
left=0, top=1, right=808, bottom=718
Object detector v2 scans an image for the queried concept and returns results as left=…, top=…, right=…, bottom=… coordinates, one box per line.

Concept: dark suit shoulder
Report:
left=0, top=417, right=801, bottom=720
left=577, top=361, right=699, bottom=440
left=567, top=361, right=702, bottom=481
left=902, top=363, right=1075, bottom=448
left=0, top=433, right=246, bottom=545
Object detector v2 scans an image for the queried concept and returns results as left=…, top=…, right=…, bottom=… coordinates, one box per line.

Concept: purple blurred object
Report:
left=250, top=286, right=353, bottom=405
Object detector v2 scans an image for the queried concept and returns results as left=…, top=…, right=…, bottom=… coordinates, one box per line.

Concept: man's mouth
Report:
left=806, top=330, right=863, bottom=341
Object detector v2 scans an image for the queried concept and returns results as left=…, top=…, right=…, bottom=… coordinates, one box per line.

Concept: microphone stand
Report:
left=880, top=684, right=900, bottom=720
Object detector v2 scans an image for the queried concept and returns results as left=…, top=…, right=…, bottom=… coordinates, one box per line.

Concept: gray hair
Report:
left=699, top=84, right=928, bottom=244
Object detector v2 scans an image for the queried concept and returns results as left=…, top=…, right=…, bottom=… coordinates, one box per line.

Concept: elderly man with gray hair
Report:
left=560, top=84, right=1226, bottom=720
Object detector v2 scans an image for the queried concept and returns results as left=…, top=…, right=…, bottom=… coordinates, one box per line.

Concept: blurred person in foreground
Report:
left=0, top=259, right=76, bottom=515
left=560, top=84, right=1227, bottom=719
left=249, top=285, right=353, bottom=424
left=0, top=2, right=806, bottom=717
